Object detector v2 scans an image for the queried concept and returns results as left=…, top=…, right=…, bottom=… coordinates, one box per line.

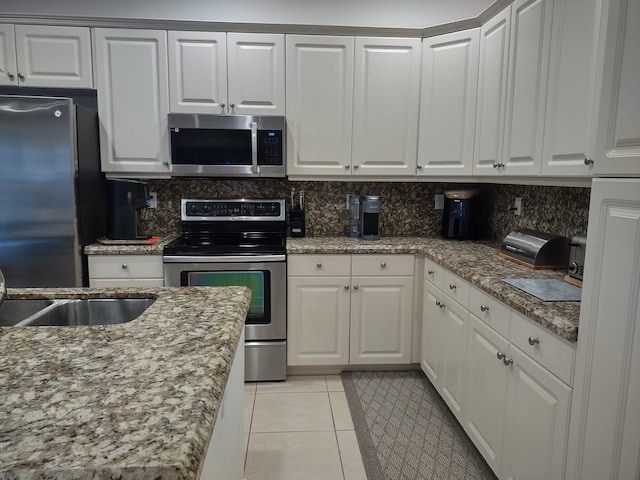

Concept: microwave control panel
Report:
left=257, top=130, right=283, bottom=166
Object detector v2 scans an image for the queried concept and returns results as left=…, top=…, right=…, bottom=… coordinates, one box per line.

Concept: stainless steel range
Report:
left=163, top=198, right=286, bottom=381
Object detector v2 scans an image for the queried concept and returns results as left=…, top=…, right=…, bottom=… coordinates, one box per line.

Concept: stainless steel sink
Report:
left=0, top=298, right=155, bottom=327
left=21, top=298, right=155, bottom=327
left=0, top=299, right=55, bottom=326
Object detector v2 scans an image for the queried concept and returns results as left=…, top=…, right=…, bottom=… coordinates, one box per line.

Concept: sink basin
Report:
left=0, top=299, right=55, bottom=326
left=21, top=298, right=155, bottom=327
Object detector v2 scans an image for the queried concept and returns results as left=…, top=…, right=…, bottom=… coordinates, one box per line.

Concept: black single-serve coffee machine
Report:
left=107, top=179, right=149, bottom=240
left=441, top=189, right=482, bottom=240
left=360, top=195, right=381, bottom=240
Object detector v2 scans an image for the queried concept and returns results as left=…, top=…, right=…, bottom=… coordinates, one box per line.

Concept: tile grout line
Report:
left=327, top=375, right=348, bottom=480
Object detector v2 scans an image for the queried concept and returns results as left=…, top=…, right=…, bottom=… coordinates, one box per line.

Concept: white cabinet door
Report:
left=502, top=345, right=571, bottom=480
left=286, top=35, right=354, bottom=176
left=287, top=276, right=351, bottom=366
left=168, top=31, right=226, bottom=114
left=14, top=25, right=93, bottom=88
left=465, top=314, right=510, bottom=474
left=439, top=297, right=469, bottom=423
left=350, top=276, right=413, bottom=364
left=227, top=33, right=285, bottom=115
left=593, top=0, right=640, bottom=176
left=502, top=0, right=553, bottom=176
left=95, top=29, right=170, bottom=175
left=352, top=37, right=421, bottom=176
left=566, top=179, right=640, bottom=480
left=418, top=29, right=480, bottom=176
left=421, top=283, right=442, bottom=386
left=541, top=0, right=599, bottom=176
left=473, top=6, right=511, bottom=176
left=0, top=24, right=17, bottom=86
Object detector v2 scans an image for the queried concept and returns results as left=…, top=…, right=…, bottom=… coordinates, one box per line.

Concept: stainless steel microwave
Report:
left=168, top=114, right=286, bottom=177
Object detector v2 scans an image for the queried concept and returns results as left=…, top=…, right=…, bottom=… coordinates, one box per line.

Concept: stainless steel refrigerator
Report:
left=0, top=95, right=107, bottom=287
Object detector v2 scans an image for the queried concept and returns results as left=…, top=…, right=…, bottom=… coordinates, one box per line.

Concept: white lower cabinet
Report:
left=87, top=254, right=164, bottom=287
left=287, top=254, right=413, bottom=366
left=421, top=262, right=575, bottom=480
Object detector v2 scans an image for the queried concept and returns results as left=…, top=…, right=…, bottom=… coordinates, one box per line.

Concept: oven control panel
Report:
left=181, top=199, right=285, bottom=221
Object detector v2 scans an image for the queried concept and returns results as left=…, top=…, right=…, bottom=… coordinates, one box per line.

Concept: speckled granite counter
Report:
left=0, top=286, right=250, bottom=480
left=84, top=234, right=179, bottom=255
left=287, top=236, right=580, bottom=343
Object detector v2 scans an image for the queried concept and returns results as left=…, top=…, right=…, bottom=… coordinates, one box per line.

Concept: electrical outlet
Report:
left=514, top=197, right=522, bottom=216
left=435, top=194, right=444, bottom=210
left=148, top=192, right=158, bottom=209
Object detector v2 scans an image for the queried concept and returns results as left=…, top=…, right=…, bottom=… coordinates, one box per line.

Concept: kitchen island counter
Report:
left=288, top=236, right=580, bottom=343
left=0, top=286, right=250, bottom=480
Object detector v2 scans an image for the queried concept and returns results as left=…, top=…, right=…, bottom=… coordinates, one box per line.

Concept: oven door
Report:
left=163, top=255, right=286, bottom=341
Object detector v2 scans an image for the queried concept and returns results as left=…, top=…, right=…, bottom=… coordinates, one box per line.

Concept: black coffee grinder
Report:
left=441, top=189, right=482, bottom=240
left=107, top=179, right=149, bottom=240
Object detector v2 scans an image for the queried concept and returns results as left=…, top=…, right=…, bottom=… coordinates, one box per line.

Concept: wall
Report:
left=142, top=179, right=590, bottom=242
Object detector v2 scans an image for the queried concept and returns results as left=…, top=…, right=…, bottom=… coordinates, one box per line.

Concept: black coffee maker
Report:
left=441, top=189, right=482, bottom=240
left=107, top=180, right=149, bottom=240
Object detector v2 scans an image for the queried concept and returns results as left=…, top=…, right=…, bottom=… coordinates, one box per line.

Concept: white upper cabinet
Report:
left=418, top=29, right=480, bottom=176
left=168, top=31, right=227, bottom=114
left=352, top=37, right=421, bottom=176
left=168, top=32, right=285, bottom=116
left=593, top=0, right=640, bottom=176
left=227, top=33, right=285, bottom=115
left=473, top=7, right=511, bottom=176
left=502, top=0, right=553, bottom=176
left=0, top=24, right=92, bottom=88
left=286, top=35, right=355, bottom=176
left=94, top=29, right=170, bottom=175
left=541, top=0, right=599, bottom=176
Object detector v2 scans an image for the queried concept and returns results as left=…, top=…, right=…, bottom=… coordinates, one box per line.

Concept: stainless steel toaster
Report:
left=568, top=234, right=587, bottom=281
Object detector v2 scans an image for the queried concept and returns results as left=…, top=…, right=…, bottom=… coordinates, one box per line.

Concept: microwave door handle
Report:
left=251, top=121, right=258, bottom=173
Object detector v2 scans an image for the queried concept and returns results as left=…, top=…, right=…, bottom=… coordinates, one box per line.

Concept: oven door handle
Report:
left=163, top=254, right=286, bottom=263
left=251, top=121, right=258, bottom=174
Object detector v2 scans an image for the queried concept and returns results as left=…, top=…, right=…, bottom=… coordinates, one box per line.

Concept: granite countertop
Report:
left=84, top=234, right=179, bottom=255
left=0, top=286, right=251, bottom=480
left=287, top=236, right=580, bottom=343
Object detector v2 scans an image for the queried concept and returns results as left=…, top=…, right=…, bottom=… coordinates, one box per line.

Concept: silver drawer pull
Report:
left=316, top=262, right=322, bottom=268
left=344, top=285, right=349, bottom=290
left=427, top=270, right=434, bottom=275
left=121, top=264, right=128, bottom=270
left=381, top=262, right=387, bottom=268
left=503, top=357, right=514, bottom=366
left=528, top=336, right=540, bottom=346
left=353, top=284, right=359, bottom=290
left=449, top=283, right=457, bottom=290
left=480, top=304, right=489, bottom=312
left=497, top=352, right=506, bottom=360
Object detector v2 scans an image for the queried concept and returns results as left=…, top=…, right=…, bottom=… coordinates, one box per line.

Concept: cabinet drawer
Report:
left=88, top=255, right=163, bottom=279
left=89, top=278, right=164, bottom=288
left=352, top=254, right=414, bottom=276
left=424, top=258, right=444, bottom=289
left=510, top=311, right=575, bottom=385
left=469, top=286, right=510, bottom=338
left=288, top=254, right=351, bottom=276
left=442, top=270, right=470, bottom=307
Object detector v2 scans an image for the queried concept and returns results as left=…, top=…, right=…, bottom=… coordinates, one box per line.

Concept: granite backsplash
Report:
left=142, top=179, right=590, bottom=241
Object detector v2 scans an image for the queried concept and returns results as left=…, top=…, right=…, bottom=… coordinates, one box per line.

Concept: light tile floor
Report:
left=244, top=375, right=367, bottom=480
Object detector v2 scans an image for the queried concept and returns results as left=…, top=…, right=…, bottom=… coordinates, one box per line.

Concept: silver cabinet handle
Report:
left=230, top=102, right=235, bottom=108
left=427, top=270, right=434, bottom=275
left=121, top=264, right=128, bottom=269
left=163, top=161, right=169, bottom=166
left=220, top=102, right=225, bottom=108
left=480, top=304, right=489, bottom=312
left=381, top=262, right=387, bottom=268
left=497, top=352, right=506, bottom=360
left=528, top=336, right=540, bottom=346
left=493, top=162, right=500, bottom=168
left=250, top=121, right=258, bottom=173
left=435, top=300, right=441, bottom=307
left=417, top=165, right=422, bottom=170
left=316, top=262, right=322, bottom=268
left=353, top=284, right=359, bottom=290
left=449, top=283, right=457, bottom=290
left=344, top=285, right=350, bottom=290
left=353, top=165, right=359, bottom=169
left=345, top=165, right=350, bottom=169
left=18, top=73, right=25, bottom=82
left=503, top=357, right=514, bottom=366
left=438, top=301, right=445, bottom=309
left=7, top=72, right=15, bottom=81
left=584, top=157, right=594, bottom=166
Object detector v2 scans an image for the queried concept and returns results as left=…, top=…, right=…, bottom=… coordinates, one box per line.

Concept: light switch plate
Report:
left=435, top=194, right=444, bottom=210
